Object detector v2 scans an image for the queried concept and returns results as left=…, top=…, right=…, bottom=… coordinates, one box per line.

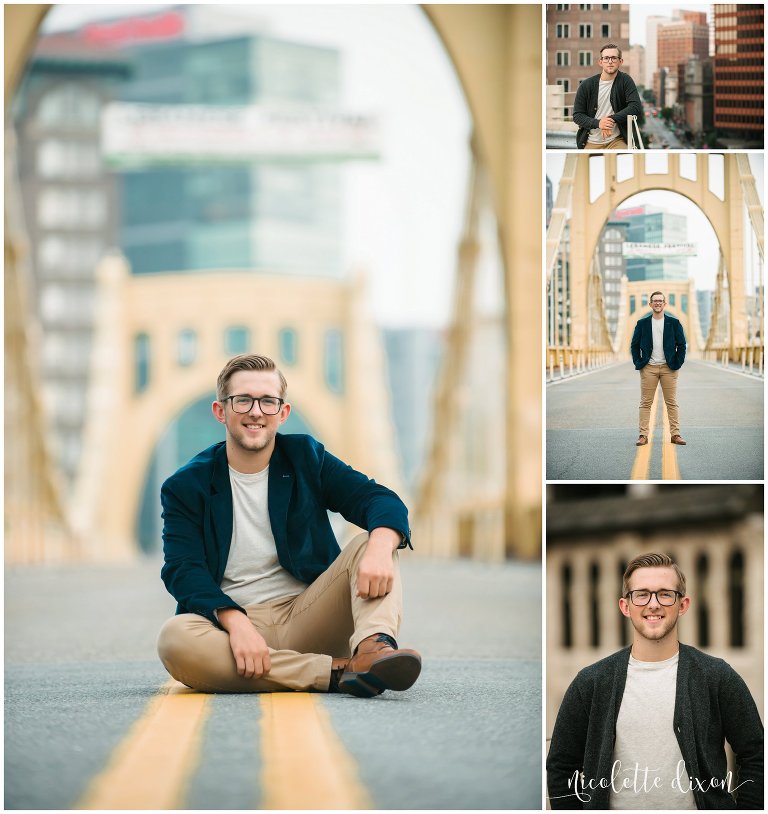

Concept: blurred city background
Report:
left=5, top=4, right=542, bottom=569
left=546, top=483, right=764, bottom=738
left=546, top=3, right=764, bottom=149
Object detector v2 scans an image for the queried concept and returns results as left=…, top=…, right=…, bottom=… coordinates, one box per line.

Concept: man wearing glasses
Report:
left=631, top=292, right=687, bottom=447
left=572, top=44, right=643, bottom=150
left=547, top=552, right=763, bottom=809
left=157, top=354, right=421, bottom=698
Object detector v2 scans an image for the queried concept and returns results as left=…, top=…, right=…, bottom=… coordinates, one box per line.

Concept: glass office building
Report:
left=615, top=205, right=689, bottom=282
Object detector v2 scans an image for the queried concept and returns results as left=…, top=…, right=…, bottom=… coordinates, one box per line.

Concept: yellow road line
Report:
left=661, top=399, right=681, bottom=480
left=76, top=680, right=210, bottom=810
left=259, top=693, right=372, bottom=810
left=630, top=387, right=659, bottom=480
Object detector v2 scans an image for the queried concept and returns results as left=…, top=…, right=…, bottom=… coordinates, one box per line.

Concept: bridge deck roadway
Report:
left=6, top=554, right=541, bottom=810
left=547, top=360, right=764, bottom=481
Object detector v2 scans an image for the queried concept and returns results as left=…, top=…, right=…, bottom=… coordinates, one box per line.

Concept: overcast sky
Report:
left=628, top=4, right=710, bottom=47
left=40, top=4, right=472, bottom=329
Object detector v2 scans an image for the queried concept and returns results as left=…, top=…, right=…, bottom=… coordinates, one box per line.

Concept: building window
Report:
left=556, top=78, right=571, bottom=93
left=556, top=3, right=570, bottom=10
left=641, top=295, right=648, bottom=307
left=36, top=84, right=101, bottom=129
left=602, top=3, right=609, bottom=9
left=135, top=333, right=151, bottom=394
left=278, top=327, right=298, bottom=366
left=681, top=294, right=688, bottom=314
left=589, top=561, right=600, bottom=648
left=178, top=329, right=197, bottom=367
left=695, top=553, right=710, bottom=647
left=602, top=24, right=611, bottom=38
left=224, top=326, right=250, bottom=355
left=580, top=23, right=592, bottom=38
left=556, top=51, right=571, bottom=66
left=728, top=550, right=745, bottom=647
left=629, top=295, right=636, bottom=313
left=579, top=51, right=593, bottom=66
left=556, top=23, right=570, bottom=38
left=561, top=562, right=573, bottom=649
left=324, top=329, right=345, bottom=394
left=579, top=3, right=592, bottom=9
left=669, top=293, right=676, bottom=306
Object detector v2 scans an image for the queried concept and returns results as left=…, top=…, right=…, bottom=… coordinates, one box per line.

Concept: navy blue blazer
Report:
left=160, top=433, right=411, bottom=626
left=630, top=312, right=686, bottom=371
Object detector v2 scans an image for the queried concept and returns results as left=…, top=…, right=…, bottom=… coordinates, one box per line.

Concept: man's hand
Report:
left=218, top=608, right=271, bottom=678
left=599, top=116, right=615, bottom=136
left=356, top=528, right=400, bottom=599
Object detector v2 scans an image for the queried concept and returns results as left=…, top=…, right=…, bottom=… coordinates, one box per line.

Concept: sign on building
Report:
left=622, top=242, right=697, bottom=257
left=101, top=103, right=380, bottom=164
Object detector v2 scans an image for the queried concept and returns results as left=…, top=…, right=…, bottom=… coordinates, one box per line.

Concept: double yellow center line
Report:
left=76, top=682, right=370, bottom=809
left=630, top=388, right=680, bottom=480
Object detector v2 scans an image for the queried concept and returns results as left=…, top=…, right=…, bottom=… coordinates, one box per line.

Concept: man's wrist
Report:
left=368, top=527, right=402, bottom=552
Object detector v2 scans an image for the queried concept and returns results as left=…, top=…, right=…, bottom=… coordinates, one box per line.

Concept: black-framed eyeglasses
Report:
left=223, top=394, right=285, bottom=415
left=601, top=56, right=621, bottom=62
left=625, top=589, right=683, bottom=607
left=651, top=299, right=665, bottom=304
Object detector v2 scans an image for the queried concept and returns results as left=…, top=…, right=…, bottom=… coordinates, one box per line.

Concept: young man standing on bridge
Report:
left=631, top=291, right=687, bottom=447
left=157, top=354, right=421, bottom=698
left=546, top=552, right=764, bottom=809
left=572, top=44, right=643, bottom=151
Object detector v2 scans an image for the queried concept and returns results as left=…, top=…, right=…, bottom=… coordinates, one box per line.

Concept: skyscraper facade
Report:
left=615, top=205, right=689, bottom=283
left=713, top=3, right=764, bottom=143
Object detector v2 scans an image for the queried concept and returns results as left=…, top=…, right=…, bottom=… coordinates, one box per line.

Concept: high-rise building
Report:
left=597, top=220, right=628, bottom=341
left=697, top=288, right=714, bottom=340
left=626, top=44, right=646, bottom=88
left=11, top=51, right=130, bottom=482
left=657, top=12, right=710, bottom=104
left=614, top=205, right=689, bottom=282
left=546, top=175, right=554, bottom=227
left=645, top=14, right=675, bottom=88
left=713, top=3, right=764, bottom=144
left=547, top=4, right=631, bottom=96
left=683, top=56, right=715, bottom=137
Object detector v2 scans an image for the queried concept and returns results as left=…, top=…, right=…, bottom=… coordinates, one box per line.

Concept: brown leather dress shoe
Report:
left=670, top=435, right=687, bottom=445
left=636, top=435, right=648, bottom=446
left=332, top=633, right=422, bottom=698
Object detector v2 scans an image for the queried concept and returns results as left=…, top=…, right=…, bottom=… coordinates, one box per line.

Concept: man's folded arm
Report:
left=546, top=680, right=590, bottom=809
left=612, top=79, right=643, bottom=124
left=160, top=480, right=245, bottom=628
left=720, top=668, right=764, bottom=809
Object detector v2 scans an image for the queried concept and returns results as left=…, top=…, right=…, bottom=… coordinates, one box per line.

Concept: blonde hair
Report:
left=216, top=354, right=287, bottom=401
left=622, top=552, right=686, bottom=596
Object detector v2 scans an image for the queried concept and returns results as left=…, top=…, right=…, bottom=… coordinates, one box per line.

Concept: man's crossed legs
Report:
left=157, top=533, right=421, bottom=697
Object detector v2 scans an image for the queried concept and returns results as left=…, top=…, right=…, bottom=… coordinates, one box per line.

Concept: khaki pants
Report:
left=584, top=138, right=628, bottom=150
left=157, top=533, right=401, bottom=693
left=639, top=363, right=680, bottom=436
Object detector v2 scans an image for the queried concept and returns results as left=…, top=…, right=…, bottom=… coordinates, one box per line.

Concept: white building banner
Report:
left=101, top=103, right=380, bottom=164
left=622, top=242, right=697, bottom=257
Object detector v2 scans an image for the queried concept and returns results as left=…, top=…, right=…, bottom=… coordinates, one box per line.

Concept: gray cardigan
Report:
left=546, top=644, right=763, bottom=809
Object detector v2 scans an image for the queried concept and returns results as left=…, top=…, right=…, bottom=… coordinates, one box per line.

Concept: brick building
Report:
left=547, top=3, right=631, bottom=98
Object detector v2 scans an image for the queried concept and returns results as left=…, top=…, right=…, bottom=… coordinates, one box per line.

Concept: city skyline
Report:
left=40, top=3, right=472, bottom=329
left=629, top=4, right=710, bottom=48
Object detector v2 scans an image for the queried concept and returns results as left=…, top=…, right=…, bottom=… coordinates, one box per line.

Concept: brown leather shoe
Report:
left=334, top=634, right=421, bottom=698
left=636, top=435, right=648, bottom=446
left=670, top=435, right=687, bottom=445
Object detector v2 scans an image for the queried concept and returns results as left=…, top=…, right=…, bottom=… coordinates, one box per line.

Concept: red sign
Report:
left=83, top=11, right=184, bottom=46
left=615, top=206, right=647, bottom=217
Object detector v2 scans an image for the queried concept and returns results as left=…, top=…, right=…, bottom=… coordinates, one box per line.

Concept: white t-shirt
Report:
left=588, top=78, right=620, bottom=144
left=609, top=652, right=696, bottom=810
left=220, top=465, right=308, bottom=606
left=649, top=316, right=666, bottom=365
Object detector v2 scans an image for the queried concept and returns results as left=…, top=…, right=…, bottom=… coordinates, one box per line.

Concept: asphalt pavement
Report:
left=547, top=360, right=763, bottom=480
left=5, top=553, right=541, bottom=810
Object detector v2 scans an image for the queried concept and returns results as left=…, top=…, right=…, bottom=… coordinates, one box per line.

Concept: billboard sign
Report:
left=622, top=242, right=697, bottom=257
left=101, top=103, right=380, bottom=165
